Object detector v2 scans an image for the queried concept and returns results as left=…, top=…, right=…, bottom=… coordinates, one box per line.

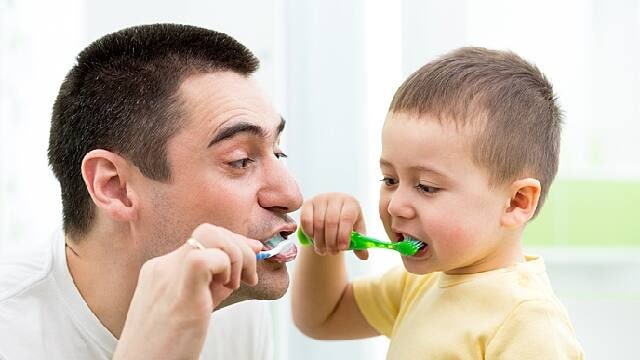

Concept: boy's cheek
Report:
left=427, top=218, right=474, bottom=252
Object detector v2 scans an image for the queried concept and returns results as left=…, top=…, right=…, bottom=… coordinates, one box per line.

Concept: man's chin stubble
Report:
left=215, top=266, right=289, bottom=310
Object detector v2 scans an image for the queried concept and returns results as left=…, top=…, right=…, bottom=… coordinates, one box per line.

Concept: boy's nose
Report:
left=258, top=159, right=303, bottom=213
left=387, top=187, right=416, bottom=219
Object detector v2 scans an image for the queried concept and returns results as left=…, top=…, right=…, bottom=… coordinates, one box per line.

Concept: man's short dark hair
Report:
left=48, top=23, right=259, bottom=239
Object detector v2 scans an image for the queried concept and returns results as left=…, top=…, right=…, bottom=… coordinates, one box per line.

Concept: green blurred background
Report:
left=525, top=180, right=640, bottom=246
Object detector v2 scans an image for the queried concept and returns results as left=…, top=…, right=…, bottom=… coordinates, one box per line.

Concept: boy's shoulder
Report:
left=435, top=256, right=582, bottom=357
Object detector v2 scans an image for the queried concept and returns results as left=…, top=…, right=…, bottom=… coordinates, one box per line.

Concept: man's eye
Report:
left=415, top=183, right=440, bottom=194
left=229, top=158, right=254, bottom=169
left=275, top=152, right=288, bottom=159
left=380, top=177, right=398, bottom=186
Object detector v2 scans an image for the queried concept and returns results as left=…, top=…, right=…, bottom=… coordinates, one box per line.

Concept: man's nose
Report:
left=258, top=158, right=303, bottom=213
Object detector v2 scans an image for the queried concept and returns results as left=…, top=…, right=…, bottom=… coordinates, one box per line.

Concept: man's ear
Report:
left=81, top=149, right=139, bottom=222
left=501, top=178, right=541, bottom=229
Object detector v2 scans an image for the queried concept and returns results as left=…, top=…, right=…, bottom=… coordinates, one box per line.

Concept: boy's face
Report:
left=379, top=112, right=516, bottom=275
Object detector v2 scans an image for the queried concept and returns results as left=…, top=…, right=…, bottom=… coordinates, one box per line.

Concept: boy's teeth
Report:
left=403, top=234, right=428, bottom=249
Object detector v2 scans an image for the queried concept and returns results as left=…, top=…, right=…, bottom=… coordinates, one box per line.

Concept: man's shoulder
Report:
left=0, top=242, right=53, bottom=303
left=202, top=301, right=273, bottom=359
left=0, top=238, right=115, bottom=360
left=0, top=243, right=56, bottom=359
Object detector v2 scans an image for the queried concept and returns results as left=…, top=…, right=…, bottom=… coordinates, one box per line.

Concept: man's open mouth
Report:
left=263, top=231, right=297, bottom=262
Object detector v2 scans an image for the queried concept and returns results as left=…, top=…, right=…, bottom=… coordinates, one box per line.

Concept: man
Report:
left=0, top=23, right=302, bottom=359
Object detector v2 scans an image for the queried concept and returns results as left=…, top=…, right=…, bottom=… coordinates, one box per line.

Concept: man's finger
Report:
left=190, top=225, right=260, bottom=287
left=182, top=247, right=232, bottom=296
left=196, top=233, right=244, bottom=289
left=236, top=236, right=259, bottom=286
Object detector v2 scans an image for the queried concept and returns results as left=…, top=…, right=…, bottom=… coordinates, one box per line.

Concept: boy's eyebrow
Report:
left=208, top=116, right=286, bottom=147
left=379, top=159, right=449, bottom=178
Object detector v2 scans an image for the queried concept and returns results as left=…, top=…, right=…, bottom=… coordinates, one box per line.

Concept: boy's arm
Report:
left=291, top=193, right=379, bottom=340
left=292, top=246, right=378, bottom=339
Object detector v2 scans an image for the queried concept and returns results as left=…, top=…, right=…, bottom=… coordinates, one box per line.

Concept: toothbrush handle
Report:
left=348, top=232, right=394, bottom=250
left=296, top=229, right=391, bottom=251
left=297, top=229, right=313, bottom=245
left=256, top=252, right=272, bottom=261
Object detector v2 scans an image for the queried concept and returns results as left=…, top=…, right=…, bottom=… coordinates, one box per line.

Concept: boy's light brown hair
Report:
left=389, top=47, right=562, bottom=216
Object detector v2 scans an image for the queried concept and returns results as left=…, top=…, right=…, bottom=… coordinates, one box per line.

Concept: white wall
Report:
left=0, top=0, right=86, bottom=252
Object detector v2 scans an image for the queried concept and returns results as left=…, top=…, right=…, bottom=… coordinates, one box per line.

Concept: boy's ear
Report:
left=81, top=149, right=139, bottom=223
left=501, top=178, right=541, bottom=229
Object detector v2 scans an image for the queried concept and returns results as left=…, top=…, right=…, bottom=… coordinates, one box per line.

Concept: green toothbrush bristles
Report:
left=395, top=238, right=425, bottom=256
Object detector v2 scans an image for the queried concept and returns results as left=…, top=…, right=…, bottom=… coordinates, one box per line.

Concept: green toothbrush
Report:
left=296, top=228, right=424, bottom=256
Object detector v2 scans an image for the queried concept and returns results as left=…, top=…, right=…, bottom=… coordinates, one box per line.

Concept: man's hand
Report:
left=113, top=224, right=263, bottom=360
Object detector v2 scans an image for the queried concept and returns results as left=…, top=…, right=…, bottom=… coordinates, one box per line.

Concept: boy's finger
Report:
left=300, top=200, right=315, bottom=240
left=338, top=201, right=361, bottom=250
left=312, top=197, right=328, bottom=255
left=354, top=212, right=366, bottom=235
left=354, top=249, right=369, bottom=261
left=324, top=199, right=343, bottom=255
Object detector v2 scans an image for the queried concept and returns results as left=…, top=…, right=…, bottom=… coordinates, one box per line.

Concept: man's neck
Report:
left=65, top=231, right=141, bottom=339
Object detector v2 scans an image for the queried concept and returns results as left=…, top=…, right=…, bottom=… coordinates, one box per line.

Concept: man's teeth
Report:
left=265, top=233, right=287, bottom=249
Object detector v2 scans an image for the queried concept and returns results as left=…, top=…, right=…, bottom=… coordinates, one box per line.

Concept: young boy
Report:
left=291, top=47, right=584, bottom=359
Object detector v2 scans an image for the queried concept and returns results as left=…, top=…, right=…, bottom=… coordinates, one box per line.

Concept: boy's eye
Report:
left=415, top=183, right=440, bottom=194
left=229, top=158, right=254, bottom=169
left=275, top=152, right=288, bottom=159
left=380, top=177, right=398, bottom=186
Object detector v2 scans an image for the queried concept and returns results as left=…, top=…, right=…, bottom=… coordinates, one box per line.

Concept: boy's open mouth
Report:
left=395, top=232, right=429, bottom=257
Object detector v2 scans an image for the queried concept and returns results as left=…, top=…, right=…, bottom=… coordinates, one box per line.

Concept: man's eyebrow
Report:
left=208, top=117, right=286, bottom=148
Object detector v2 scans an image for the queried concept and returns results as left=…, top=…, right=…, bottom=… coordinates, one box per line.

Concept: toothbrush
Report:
left=296, top=228, right=424, bottom=256
left=256, top=239, right=294, bottom=260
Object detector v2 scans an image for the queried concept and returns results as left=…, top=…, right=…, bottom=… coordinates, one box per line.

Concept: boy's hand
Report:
left=300, top=192, right=368, bottom=260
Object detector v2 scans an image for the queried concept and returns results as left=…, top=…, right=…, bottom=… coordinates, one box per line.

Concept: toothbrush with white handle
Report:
left=256, top=239, right=294, bottom=260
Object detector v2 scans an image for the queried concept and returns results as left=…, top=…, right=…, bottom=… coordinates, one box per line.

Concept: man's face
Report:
left=135, top=71, right=303, bottom=300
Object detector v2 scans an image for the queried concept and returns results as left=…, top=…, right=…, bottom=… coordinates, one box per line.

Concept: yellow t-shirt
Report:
left=353, top=256, right=584, bottom=359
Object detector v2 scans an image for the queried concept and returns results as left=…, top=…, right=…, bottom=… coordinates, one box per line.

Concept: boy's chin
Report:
left=401, top=258, right=437, bottom=275
left=401, top=248, right=439, bottom=275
